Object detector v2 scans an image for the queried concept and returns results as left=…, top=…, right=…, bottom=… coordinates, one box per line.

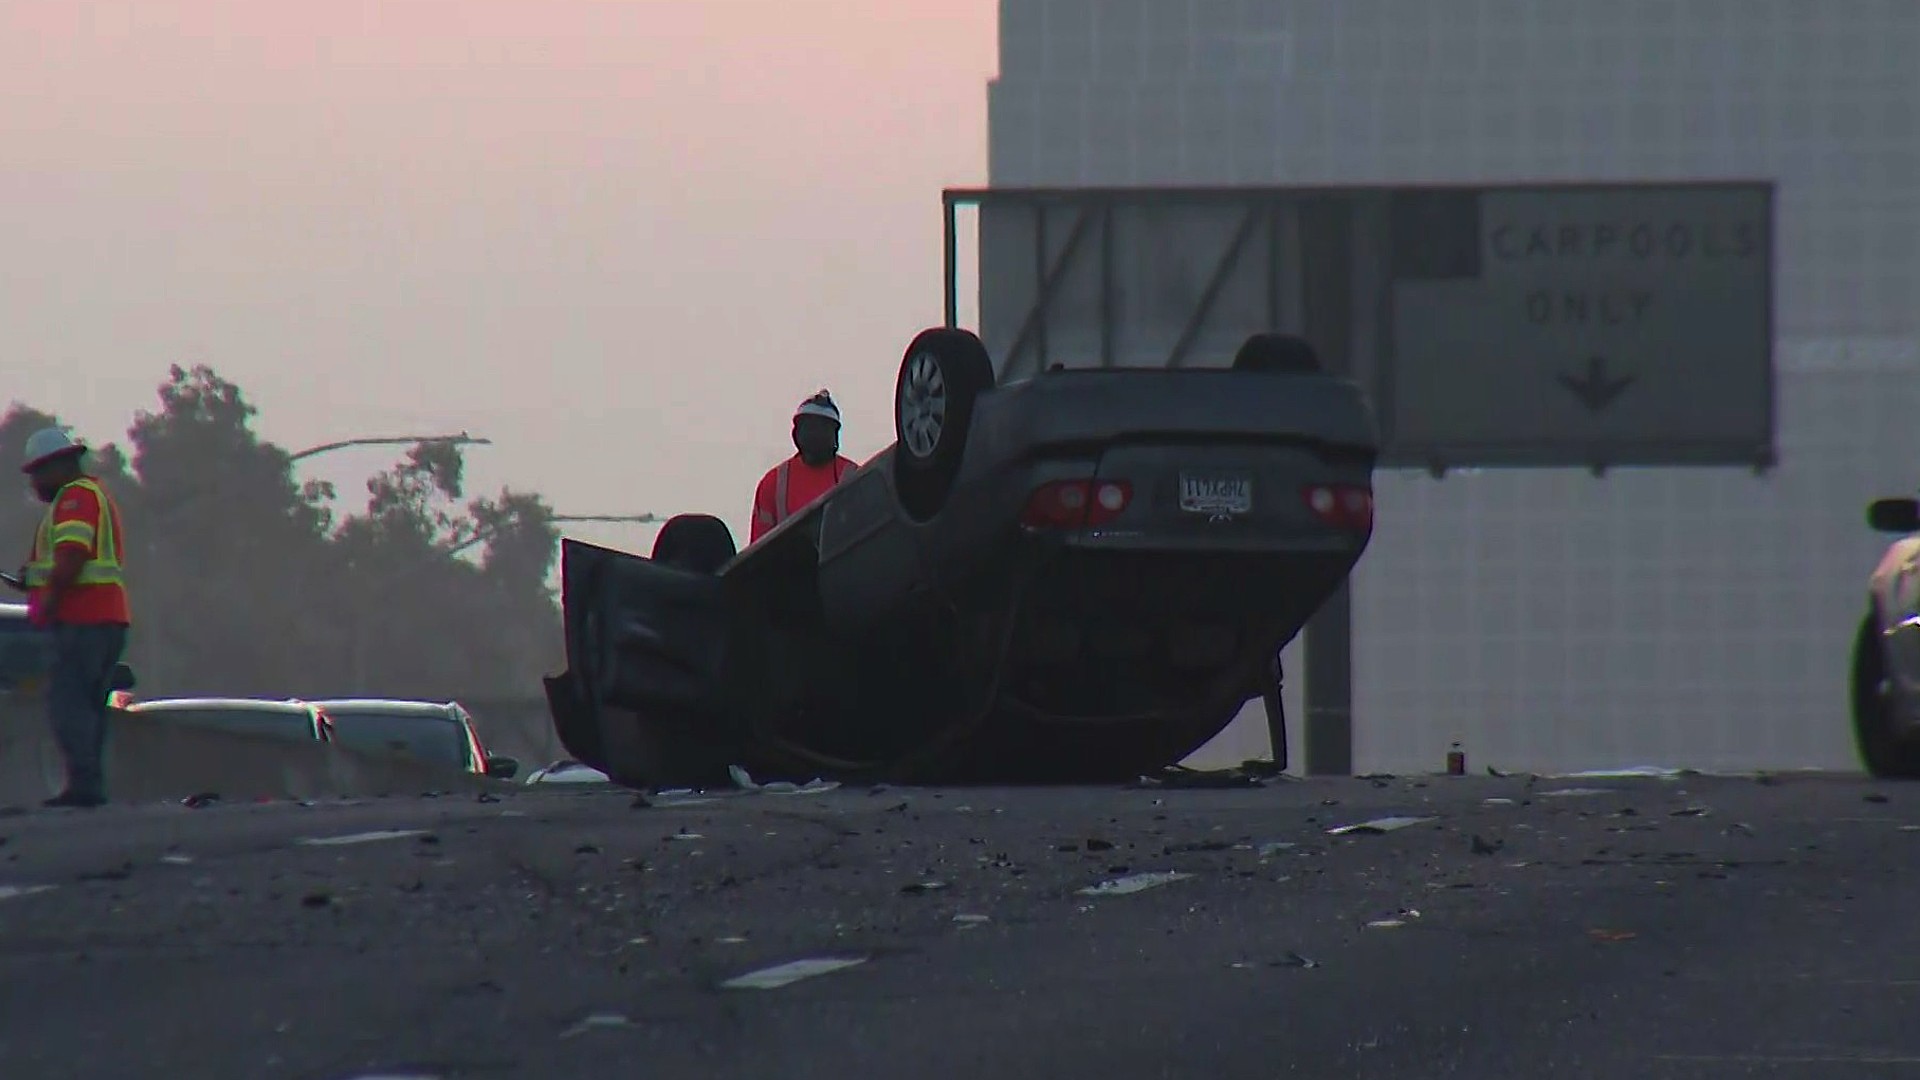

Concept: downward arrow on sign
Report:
left=1557, top=355, right=1635, bottom=412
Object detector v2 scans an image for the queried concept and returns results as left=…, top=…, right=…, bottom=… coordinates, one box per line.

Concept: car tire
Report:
left=651, top=513, right=737, bottom=574
left=1852, top=611, right=1920, bottom=778
left=1232, top=332, right=1323, bottom=374
left=894, top=327, right=994, bottom=522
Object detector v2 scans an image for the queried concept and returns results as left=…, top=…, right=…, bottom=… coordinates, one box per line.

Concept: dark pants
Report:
left=46, top=623, right=127, bottom=801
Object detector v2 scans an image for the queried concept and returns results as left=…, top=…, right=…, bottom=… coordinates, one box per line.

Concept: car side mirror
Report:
left=108, top=662, right=136, bottom=692
left=485, top=756, right=520, bottom=780
left=1868, top=497, right=1920, bottom=534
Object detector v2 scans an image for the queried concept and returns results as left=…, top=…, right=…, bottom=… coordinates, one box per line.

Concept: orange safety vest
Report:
left=753, top=455, right=855, bottom=541
left=25, top=476, right=131, bottom=625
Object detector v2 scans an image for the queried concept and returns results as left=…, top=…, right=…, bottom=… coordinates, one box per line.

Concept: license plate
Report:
left=1178, top=472, right=1252, bottom=515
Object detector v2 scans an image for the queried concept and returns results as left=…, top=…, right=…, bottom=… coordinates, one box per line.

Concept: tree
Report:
left=1, top=366, right=562, bottom=704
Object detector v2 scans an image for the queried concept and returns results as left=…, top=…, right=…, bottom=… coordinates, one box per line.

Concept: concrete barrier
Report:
left=0, top=700, right=497, bottom=806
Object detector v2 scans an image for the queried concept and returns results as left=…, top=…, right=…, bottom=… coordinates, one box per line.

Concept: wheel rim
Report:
left=899, top=352, right=947, bottom=460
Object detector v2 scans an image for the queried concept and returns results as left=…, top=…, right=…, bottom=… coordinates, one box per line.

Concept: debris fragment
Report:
left=1469, top=834, right=1502, bottom=856
left=1866, top=793, right=1891, bottom=804
left=574, top=843, right=601, bottom=855
left=1257, top=842, right=1296, bottom=858
left=1273, top=951, right=1319, bottom=968
left=1077, top=870, right=1193, bottom=897
left=1555, top=766, right=1689, bottom=779
left=298, top=829, right=428, bottom=847
left=629, top=792, right=653, bottom=809
left=1133, top=765, right=1265, bottom=789
left=721, top=956, right=869, bottom=990
left=1085, top=838, right=1115, bottom=852
left=300, top=890, right=335, bottom=909
left=899, top=881, right=948, bottom=895
left=728, top=765, right=759, bottom=790
left=952, top=914, right=990, bottom=925
left=560, top=1013, right=634, bottom=1038
left=1482, top=797, right=1516, bottom=806
left=0, top=884, right=55, bottom=901
left=1588, top=929, right=1637, bottom=943
left=1670, top=806, right=1711, bottom=818
left=766, top=779, right=841, bottom=796
left=1538, top=787, right=1611, bottom=798
left=181, top=792, right=221, bottom=809
left=668, top=832, right=705, bottom=842
left=1326, top=815, right=1435, bottom=835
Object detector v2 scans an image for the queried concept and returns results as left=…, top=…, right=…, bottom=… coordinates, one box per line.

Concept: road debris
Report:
left=300, top=890, right=336, bottom=909
left=1470, top=834, right=1503, bottom=855
left=1866, top=793, right=1891, bottom=804
left=1555, top=766, right=1690, bottom=779
left=899, top=881, right=948, bottom=895
left=1077, top=870, right=1193, bottom=897
left=0, top=884, right=55, bottom=902
left=668, top=831, right=705, bottom=842
left=1327, top=815, right=1434, bottom=835
left=721, top=956, right=870, bottom=990
left=1589, top=929, right=1637, bottom=943
left=1257, top=842, right=1296, bottom=858
left=560, top=1013, right=634, bottom=1038
left=1670, top=806, right=1711, bottom=817
left=952, top=914, right=990, bottom=925
left=1366, top=908, right=1421, bottom=930
left=1538, top=788, right=1612, bottom=798
left=1483, top=797, right=1516, bottom=806
left=297, top=829, right=428, bottom=847
left=180, top=792, right=220, bottom=809
left=1134, top=765, right=1265, bottom=789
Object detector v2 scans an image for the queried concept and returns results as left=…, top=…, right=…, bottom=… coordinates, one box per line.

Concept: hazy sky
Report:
left=1, top=0, right=996, bottom=549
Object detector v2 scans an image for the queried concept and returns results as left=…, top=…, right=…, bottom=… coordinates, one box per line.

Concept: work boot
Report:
left=42, top=790, right=105, bottom=809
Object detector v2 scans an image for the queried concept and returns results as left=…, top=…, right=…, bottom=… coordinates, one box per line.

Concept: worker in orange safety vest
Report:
left=750, top=391, right=857, bottom=543
left=4, top=427, right=131, bottom=809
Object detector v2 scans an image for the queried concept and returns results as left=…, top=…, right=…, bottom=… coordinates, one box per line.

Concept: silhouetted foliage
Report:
left=1, top=366, right=562, bottom=699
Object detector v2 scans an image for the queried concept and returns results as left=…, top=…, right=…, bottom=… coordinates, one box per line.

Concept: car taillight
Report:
left=1301, top=484, right=1373, bottom=531
left=1021, top=479, right=1133, bottom=530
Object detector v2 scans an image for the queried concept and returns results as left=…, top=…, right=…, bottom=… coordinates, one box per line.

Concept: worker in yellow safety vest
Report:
left=4, top=428, right=131, bottom=808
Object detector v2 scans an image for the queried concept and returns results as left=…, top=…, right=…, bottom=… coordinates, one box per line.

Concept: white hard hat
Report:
left=21, top=426, right=86, bottom=473
left=794, top=390, right=841, bottom=425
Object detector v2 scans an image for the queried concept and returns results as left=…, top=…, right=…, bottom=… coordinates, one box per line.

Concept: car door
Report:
left=557, top=538, right=731, bottom=718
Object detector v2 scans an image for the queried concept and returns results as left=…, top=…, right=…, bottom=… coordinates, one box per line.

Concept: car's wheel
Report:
left=1852, top=611, right=1920, bottom=778
left=651, top=513, right=737, bottom=573
left=1232, top=332, right=1322, bottom=374
left=894, top=327, right=995, bottom=522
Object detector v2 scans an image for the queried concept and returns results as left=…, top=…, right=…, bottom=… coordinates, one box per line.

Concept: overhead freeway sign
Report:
left=942, top=181, right=1776, bottom=474
left=1385, top=183, right=1773, bottom=471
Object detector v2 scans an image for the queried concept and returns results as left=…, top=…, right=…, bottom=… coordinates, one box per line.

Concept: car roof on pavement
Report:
left=128, top=697, right=315, bottom=713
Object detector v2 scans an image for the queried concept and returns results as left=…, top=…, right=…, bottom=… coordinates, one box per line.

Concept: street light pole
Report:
left=287, top=432, right=492, bottom=465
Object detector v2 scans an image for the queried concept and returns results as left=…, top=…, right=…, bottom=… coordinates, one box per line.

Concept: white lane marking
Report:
left=1326, top=815, right=1435, bottom=835
left=1077, top=870, right=1194, bottom=897
left=0, top=885, right=56, bottom=902
left=296, top=829, right=428, bottom=847
left=721, top=956, right=869, bottom=990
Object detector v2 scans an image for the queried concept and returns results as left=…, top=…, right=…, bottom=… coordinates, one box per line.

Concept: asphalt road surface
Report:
left=3, top=770, right=1920, bottom=1079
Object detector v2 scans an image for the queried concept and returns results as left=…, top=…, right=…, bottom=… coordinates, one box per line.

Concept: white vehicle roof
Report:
left=306, top=698, right=461, bottom=716
left=128, top=697, right=316, bottom=714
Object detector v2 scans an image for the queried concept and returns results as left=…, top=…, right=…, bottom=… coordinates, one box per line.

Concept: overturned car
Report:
left=545, top=328, right=1379, bottom=787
